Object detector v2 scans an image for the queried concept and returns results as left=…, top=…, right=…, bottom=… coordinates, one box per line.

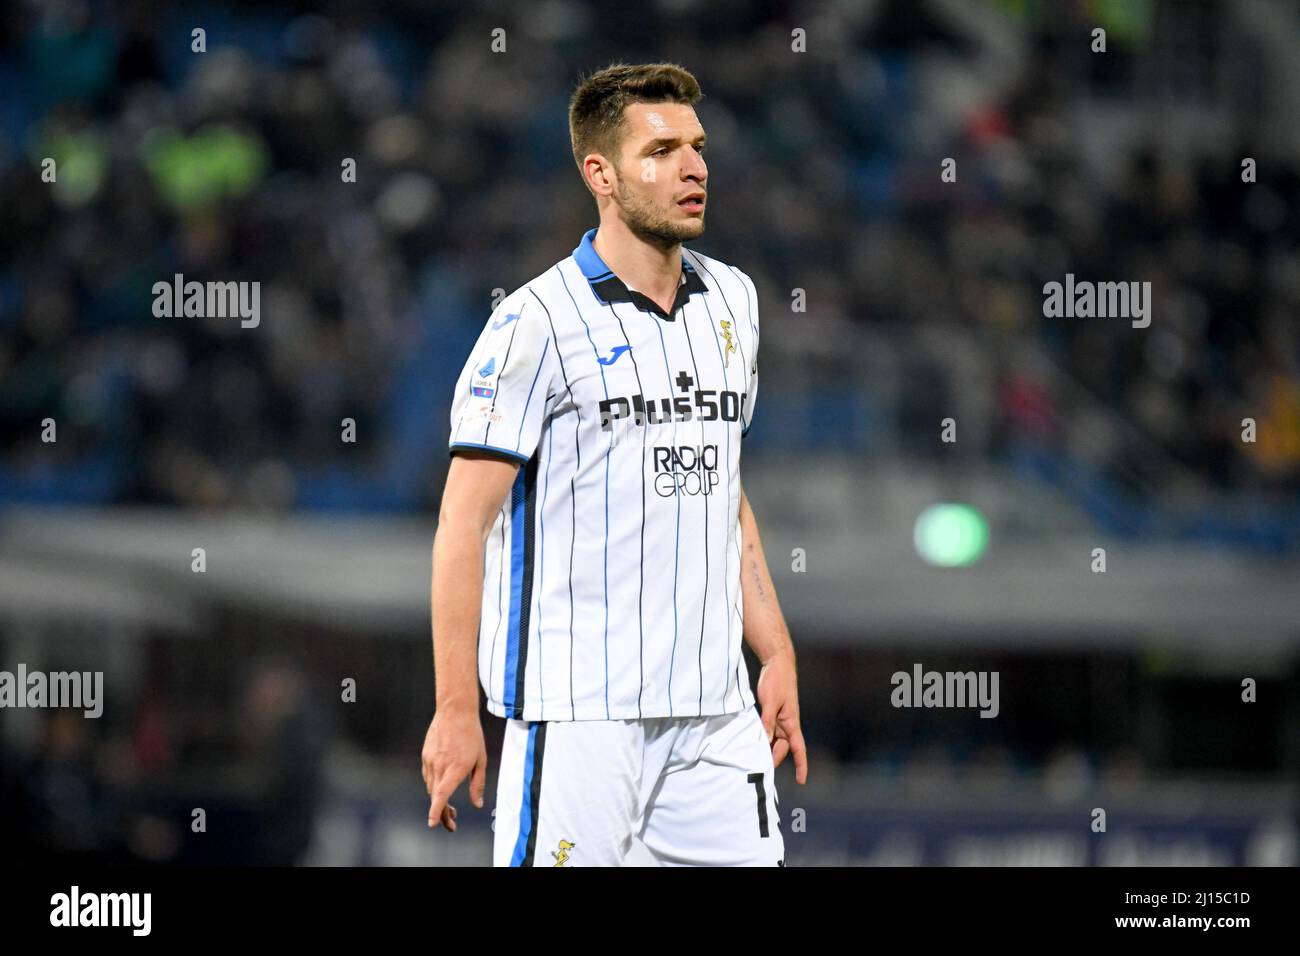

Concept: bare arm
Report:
left=431, top=451, right=519, bottom=709
left=423, top=450, right=520, bottom=828
left=739, top=485, right=794, bottom=664
left=739, top=483, right=808, bottom=783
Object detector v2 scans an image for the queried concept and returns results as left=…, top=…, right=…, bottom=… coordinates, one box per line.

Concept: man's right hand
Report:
left=421, top=706, right=487, bottom=830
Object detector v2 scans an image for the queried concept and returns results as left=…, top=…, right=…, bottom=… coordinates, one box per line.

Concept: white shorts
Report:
left=493, top=704, right=784, bottom=866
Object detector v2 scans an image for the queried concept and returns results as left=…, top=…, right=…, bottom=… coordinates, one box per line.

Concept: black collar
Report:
left=574, top=226, right=709, bottom=321
left=588, top=265, right=708, bottom=321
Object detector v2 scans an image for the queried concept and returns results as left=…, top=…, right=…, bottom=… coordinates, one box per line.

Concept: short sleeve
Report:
left=448, top=296, right=558, bottom=465
left=738, top=271, right=759, bottom=439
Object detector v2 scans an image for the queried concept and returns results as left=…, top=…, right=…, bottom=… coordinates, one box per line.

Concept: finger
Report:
left=787, top=725, right=809, bottom=784
left=470, top=752, right=487, bottom=809
left=429, top=790, right=444, bottom=828
left=760, top=704, right=776, bottom=743
left=429, top=776, right=454, bottom=827
left=771, top=736, right=790, bottom=769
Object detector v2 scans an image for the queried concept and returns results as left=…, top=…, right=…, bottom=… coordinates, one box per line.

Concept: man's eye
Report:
left=653, top=148, right=668, bottom=156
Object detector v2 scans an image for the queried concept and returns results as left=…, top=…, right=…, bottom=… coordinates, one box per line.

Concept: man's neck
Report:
left=592, top=219, right=683, bottom=315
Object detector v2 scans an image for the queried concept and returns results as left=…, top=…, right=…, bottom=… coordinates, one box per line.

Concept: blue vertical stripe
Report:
left=651, top=312, right=682, bottom=715
left=509, top=722, right=540, bottom=866
left=557, top=268, right=614, bottom=719
left=691, top=256, right=736, bottom=712
left=514, top=337, right=551, bottom=450
left=502, top=466, right=527, bottom=711
left=536, top=421, right=553, bottom=719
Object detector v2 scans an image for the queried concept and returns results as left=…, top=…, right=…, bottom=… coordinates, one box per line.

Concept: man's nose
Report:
left=682, top=150, right=707, bottom=181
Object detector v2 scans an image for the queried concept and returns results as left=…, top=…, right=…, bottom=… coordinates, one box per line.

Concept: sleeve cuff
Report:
left=449, top=441, right=530, bottom=464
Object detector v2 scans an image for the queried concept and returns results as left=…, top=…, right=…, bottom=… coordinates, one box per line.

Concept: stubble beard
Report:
left=614, top=173, right=705, bottom=251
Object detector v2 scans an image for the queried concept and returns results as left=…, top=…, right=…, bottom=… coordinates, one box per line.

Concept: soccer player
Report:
left=421, top=62, right=807, bottom=866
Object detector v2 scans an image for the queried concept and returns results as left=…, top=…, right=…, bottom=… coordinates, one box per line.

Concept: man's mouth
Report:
left=678, top=194, right=705, bottom=212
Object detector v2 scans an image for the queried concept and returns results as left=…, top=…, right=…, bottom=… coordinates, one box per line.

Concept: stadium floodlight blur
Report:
left=0, top=1, right=1296, bottom=866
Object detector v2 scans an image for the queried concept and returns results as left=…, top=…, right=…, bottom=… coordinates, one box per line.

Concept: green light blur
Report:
left=913, top=503, right=989, bottom=567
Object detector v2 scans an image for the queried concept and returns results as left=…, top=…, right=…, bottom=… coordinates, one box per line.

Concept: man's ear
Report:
left=586, top=154, right=614, bottom=194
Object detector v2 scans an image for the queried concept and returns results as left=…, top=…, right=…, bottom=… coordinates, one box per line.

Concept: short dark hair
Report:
left=568, top=62, right=703, bottom=188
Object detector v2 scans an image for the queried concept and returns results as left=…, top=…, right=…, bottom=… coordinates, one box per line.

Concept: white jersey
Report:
left=447, top=226, right=760, bottom=721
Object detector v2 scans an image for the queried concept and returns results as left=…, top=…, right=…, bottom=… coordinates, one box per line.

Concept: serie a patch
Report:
left=473, top=354, right=498, bottom=397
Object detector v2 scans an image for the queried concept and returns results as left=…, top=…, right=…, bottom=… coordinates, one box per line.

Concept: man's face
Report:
left=609, top=101, right=708, bottom=248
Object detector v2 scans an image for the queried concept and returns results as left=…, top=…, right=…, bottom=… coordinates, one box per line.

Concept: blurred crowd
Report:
left=5, top=634, right=1290, bottom=865
left=1, top=654, right=328, bottom=865
left=1, top=0, right=1298, bottom=518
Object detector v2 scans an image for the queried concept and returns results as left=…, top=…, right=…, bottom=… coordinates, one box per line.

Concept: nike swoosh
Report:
left=598, top=345, right=632, bottom=366
left=493, top=312, right=520, bottom=330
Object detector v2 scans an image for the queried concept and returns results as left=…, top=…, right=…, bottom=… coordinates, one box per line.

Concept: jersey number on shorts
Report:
left=746, top=772, right=770, bottom=838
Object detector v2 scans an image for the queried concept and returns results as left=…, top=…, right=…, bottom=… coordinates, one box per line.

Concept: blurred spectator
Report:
left=0, top=2, right=1296, bottom=530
